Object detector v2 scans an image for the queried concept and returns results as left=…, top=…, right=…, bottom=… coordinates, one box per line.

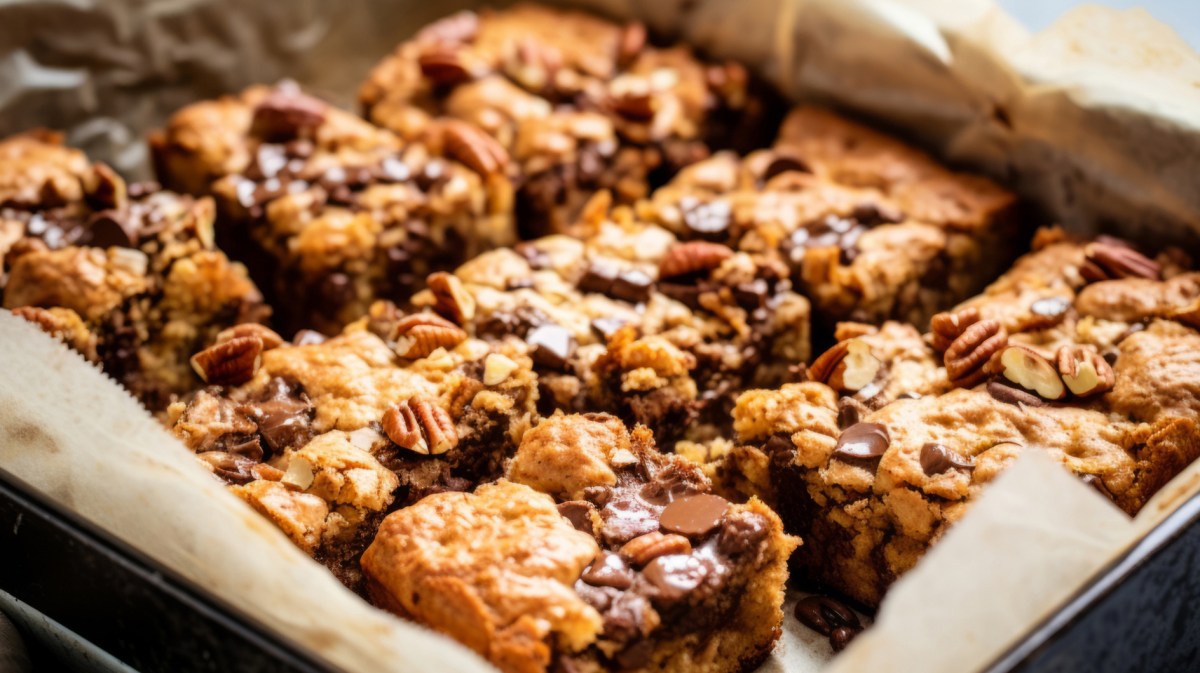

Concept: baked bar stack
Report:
left=360, top=3, right=781, bottom=239
left=406, top=206, right=811, bottom=446
left=640, top=107, right=1020, bottom=328
left=1, top=131, right=267, bottom=409
left=729, top=228, right=1200, bottom=606
left=152, top=82, right=516, bottom=334
left=363, top=413, right=798, bottom=673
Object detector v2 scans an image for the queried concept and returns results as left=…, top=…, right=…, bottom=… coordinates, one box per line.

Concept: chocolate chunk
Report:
left=1079, top=474, right=1116, bottom=502
left=212, top=432, right=264, bottom=461
left=659, top=493, right=729, bottom=538
left=830, top=625, right=858, bottom=652
left=680, top=197, right=732, bottom=238
left=250, top=87, right=327, bottom=142
left=763, top=434, right=795, bottom=462
left=573, top=580, right=619, bottom=613
left=197, top=451, right=261, bottom=485
left=581, top=551, right=634, bottom=589
left=919, top=442, right=974, bottom=476
left=591, top=317, right=628, bottom=341
left=850, top=202, right=904, bottom=226
left=836, top=398, right=868, bottom=430
left=292, top=329, right=327, bottom=346
left=577, top=262, right=618, bottom=295
left=527, top=323, right=576, bottom=370
left=253, top=398, right=314, bottom=454
left=600, top=493, right=660, bottom=545
left=763, top=153, right=811, bottom=181
left=656, top=282, right=704, bottom=309
left=986, top=380, right=1046, bottom=407
left=602, top=591, right=650, bottom=643
left=1030, top=296, right=1071, bottom=321
left=638, top=470, right=703, bottom=506
left=717, top=511, right=768, bottom=556
left=793, top=595, right=861, bottom=637
left=558, top=501, right=597, bottom=535
left=611, top=269, right=653, bottom=303
left=832, top=422, right=890, bottom=464
left=614, top=640, right=654, bottom=669
left=583, top=485, right=613, bottom=507
left=732, top=279, right=769, bottom=310
left=85, top=210, right=138, bottom=248
left=642, top=554, right=709, bottom=604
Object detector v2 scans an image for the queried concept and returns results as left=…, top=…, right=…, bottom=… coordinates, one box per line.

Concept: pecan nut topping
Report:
left=930, top=307, right=981, bottom=353
left=994, top=345, right=1066, bottom=400
left=417, top=46, right=476, bottom=87
left=383, top=398, right=459, bottom=455
left=942, top=318, right=1007, bottom=388
left=1056, top=344, right=1116, bottom=397
left=657, top=241, right=734, bottom=281
left=427, top=271, right=476, bottom=325
left=191, top=336, right=264, bottom=386
left=441, top=120, right=509, bottom=177
left=388, top=313, right=467, bottom=359
left=250, top=88, right=327, bottom=142
left=1080, top=241, right=1161, bottom=283
left=216, top=323, right=284, bottom=351
left=620, top=531, right=692, bottom=566
left=808, top=339, right=881, bottom=393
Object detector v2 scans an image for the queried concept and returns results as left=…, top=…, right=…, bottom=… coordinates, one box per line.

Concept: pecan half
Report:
left=658, top=241, right=733, bottom=280
left=442, top=120, right=509, bottom=176
left=427, top=271, right=476, bottom=325
left=994, top=345, right=1066, bottom=400
left=84, top=162, right=127, bottom=211
left=1056, top=345, right=1115, bottom=397
left=620, top=531, right=691, bottom=566
left=383, top=398, right=459, bottom=455
left=191, top=336, right=263, bottom=386
left=216, top=323, right=284, bottom=351
left=1080, top=241, right=1161, bottom=283
left=417, top=46, right=475, bottom=87
left=930, top=307, right=981, bottom=353
left=389, top=313, right=467, bottom=359
left=943, top=319, right=1007, bottom=388
left=808, top=339, right=881, bottom=393
left=250, top=88, right=326, bottom=142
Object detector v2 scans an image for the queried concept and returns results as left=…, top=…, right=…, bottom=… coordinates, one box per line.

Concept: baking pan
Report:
left=2, top=462, right=1197, bottom=673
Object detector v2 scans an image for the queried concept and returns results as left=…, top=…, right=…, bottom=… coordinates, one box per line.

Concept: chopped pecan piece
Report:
left=388, top=313, right=468, bottom=359
left=191, top=336, right=263, bottom=386
left=383, top=398, right=458, bottom=455
left=216, top=323, right=284, bottom=351
left=930, top=307, right=981, bottom=353
left=1080, top=241, right=1161, bottom=282
left=808, top=339, right=881, bottom=393
left=658, top=241, right=733, bottom=280
left=1056, top=345, right=1115, bottom=397
left=441, top=120, right=509, bottom=176
left=943, top=319, right=1007, bottom=388
left=620, top=531, right=692, bottom=566
left=994, top=345, right=1066, bottom=400
left=427, top=271, right=476, bottom=325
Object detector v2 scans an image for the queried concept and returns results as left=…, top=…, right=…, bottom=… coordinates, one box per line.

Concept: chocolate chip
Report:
left=659, top=493, right=729, bottom=538
left=638, top=470, right=702, bottom=506
left=85, top=210, right=138, bottom=248
left=832, top=422, right=890, bottom=464
left=601, top=591, right=650, bottom=643
left=850, top=202, right=904, bottom=226
left=717, top=511, right=768, bottom=556
left=581, top=551, right=634, bottom=589
left=292, top=329, right=327, bottom=346
left=732, top=279, right=769, bottom=310
left=642, top=554, right=709, bottom=604
left=591, top=317, right=628, bottom=341
left=1030, top=296, right=1071, bottom=321
left=836, top=398, right=868, bottom=430
left=600, top=493, right=660, bottom=545
left=793, top=595, right=861, bottom=637
left=558, top=501, right=597, bottom=535
left=656, top=282, right=704, bottom=309
left=763, top=153, right=810, bottom=181
left=583, top=485, right=612, bottom=507
left=919, top=442, right=974, bottom=476
left=252, top=398, right=314, bottom=454
left=986, top=380, right=1046, bottom=407
left=611, top=269, right=653, bottom=303
left=197, top=451, right=261, bottom=485
left=527, top=323, right=576, bottom=370
left=578, top=262, right=618, bottom=295
left=212, top=432, right=264, bottom=460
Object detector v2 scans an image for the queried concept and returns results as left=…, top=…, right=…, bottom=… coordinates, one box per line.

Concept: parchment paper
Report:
left=2, top=1, right=1200, bottom=672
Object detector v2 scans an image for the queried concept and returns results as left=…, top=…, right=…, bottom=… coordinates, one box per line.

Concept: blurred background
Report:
left=1002, top=0, right=1199, bottom=48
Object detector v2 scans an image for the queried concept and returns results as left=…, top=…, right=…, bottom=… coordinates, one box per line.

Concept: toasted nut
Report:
left=191, top=336, right=263, bottom=386
left=84, top=162, right=127, bottom=211
left=1080, top=241, right=1160, bottom=282
left=617, top=21, right=647, bottom=66
left=216, top=323, right=284, bottom=350
left=410, top=398, right=458, bottom=455
left=1056, top=345, right=1115, bottom=397
left=383, top=401, right=426, bottom=454
left=418, top=46, right=475, bottom=87
left=943, top=319, right=1007, bottom=388
left=427, top=272, right=476, bottom=325
left=389, top=313, right=467, bottom=359
left=441, top=120, right=509, bottom=176
left=996, top=345, right=1066, bottom=400
left=620, top=531, right=691, bottom=566
left=281, top=456, right=315, bottom=490
left=833, top=322, right=877, bottom=342
left=483, top=353, right=519, bottom=386
left=610, top=448, right=639, bottom=467
left=250, top=87, right=327, bottom=142
left=658, top=241, right=733, bottom=280
left=611, top=89, right=655, bottom=122
left=809, top=339, right=881, bottom=393
left=930, top=307, right=981, bottom=353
